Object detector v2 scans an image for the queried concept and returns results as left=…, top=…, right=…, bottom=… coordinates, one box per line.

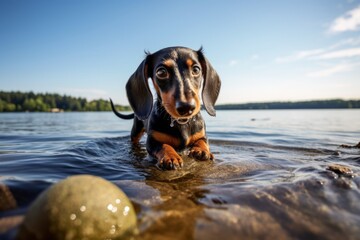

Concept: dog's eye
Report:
left=192, top=66, right=201, bottom=76
left=156, top=67, right=169, bottom=79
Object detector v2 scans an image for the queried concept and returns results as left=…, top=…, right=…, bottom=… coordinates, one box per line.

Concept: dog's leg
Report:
left=130, top=117, right=145, bottom=144
left=188, top=138, right=214, bottom=161
left=155, top=144, right=183, bottom=170
left=147, top=137, right=183, bottom=170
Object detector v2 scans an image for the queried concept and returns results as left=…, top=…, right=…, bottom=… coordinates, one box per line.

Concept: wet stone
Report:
left=0, top=184, right=17, bottom=211
left=326, top=164, right=353, bottom=177
left=16, top=175, right=137, bottom=240
left=339, top=142, right=360, bottom=149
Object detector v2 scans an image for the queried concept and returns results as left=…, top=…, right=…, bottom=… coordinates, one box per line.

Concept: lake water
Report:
left=0, top=110, right=359, bottom=239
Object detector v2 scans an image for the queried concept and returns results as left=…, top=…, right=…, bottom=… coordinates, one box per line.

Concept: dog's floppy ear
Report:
left=126, top=55, right=153, bottom=120
left=197, top=48, right=221, bottom=116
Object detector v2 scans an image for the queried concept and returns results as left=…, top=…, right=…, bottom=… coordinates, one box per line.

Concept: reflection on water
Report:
left=0, top=110, right=359, bottom=239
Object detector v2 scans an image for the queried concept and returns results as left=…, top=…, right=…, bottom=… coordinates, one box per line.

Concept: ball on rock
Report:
left=17, top=175, right=137, bottom=240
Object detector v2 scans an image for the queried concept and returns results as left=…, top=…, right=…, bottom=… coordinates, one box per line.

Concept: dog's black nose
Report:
left=176, top=100, right=196, bottom=116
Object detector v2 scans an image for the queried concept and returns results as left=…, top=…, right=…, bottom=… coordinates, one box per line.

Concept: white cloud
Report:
left=329, top=5, right=360, bottom=33
left=275, top=48, right=326, bottom=63
left=315, top=47, right=360, bottom=59
left=251, top=54, right=259, bottom=60
left=330, top=37, right=360, bottom=48
left=276, top=38, right=360, bottom=78
left=229, top=60, right=238, bottom=67
left=307, top=64, right=352, bottom=78
left=295, top=49, right=326, bottom=59
left=307, top=62, right=360, bottom=78
left=276, top=37, right=360, bottom=63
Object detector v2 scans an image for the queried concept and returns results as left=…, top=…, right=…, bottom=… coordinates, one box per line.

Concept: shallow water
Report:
left=0, top=110, right=359, bottom=239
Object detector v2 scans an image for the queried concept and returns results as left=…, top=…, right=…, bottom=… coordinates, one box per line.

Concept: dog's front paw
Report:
left=158, top=152, right=183, bottom=170
left=188, top=147, right=214, bottom=161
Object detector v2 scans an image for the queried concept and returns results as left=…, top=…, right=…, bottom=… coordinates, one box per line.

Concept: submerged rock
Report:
left=0, top=184, right=17, bottom=211
left=17, top=175, right=137, bottom=240
left=339, top=142, right=360, bottom=149
left=327, top=164, right=353, bottom=177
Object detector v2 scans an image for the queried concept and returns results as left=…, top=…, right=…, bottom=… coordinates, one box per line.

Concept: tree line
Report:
left=0, top=91, right=130, bottom=112
left=1, top=91, right=359, bottom=112
left=216, top=99, right=360, bottom=110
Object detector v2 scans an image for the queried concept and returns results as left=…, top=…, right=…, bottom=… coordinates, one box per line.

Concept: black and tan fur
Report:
left=111, top=47, right=221, bottom=170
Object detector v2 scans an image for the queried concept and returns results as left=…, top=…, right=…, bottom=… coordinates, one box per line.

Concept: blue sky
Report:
left=1, top=0, right=360, bottom=104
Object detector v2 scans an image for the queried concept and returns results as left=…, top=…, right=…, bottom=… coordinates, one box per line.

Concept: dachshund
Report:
left=110, top=46, right=221, bottom=170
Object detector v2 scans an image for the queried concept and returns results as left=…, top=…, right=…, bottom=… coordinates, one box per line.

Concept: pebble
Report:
left=326, top=164, right=353, bottom=177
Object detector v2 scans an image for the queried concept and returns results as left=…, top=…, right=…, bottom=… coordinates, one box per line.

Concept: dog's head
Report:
left=126, top=47, right=221, bottom=120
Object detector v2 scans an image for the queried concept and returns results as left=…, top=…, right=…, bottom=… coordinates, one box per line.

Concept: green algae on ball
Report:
left=17, top=175, right=137, bottom=240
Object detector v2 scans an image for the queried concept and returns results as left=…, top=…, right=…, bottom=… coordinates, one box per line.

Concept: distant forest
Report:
left=216, top=99, right=360, bottom=110
left=0, top=91, right=359, bottom=112
left=0, top=91, right=130, bottom=112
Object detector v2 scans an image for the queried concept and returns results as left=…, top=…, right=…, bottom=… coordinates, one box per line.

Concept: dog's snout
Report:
left=176, top=99, right=196, bottom=116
